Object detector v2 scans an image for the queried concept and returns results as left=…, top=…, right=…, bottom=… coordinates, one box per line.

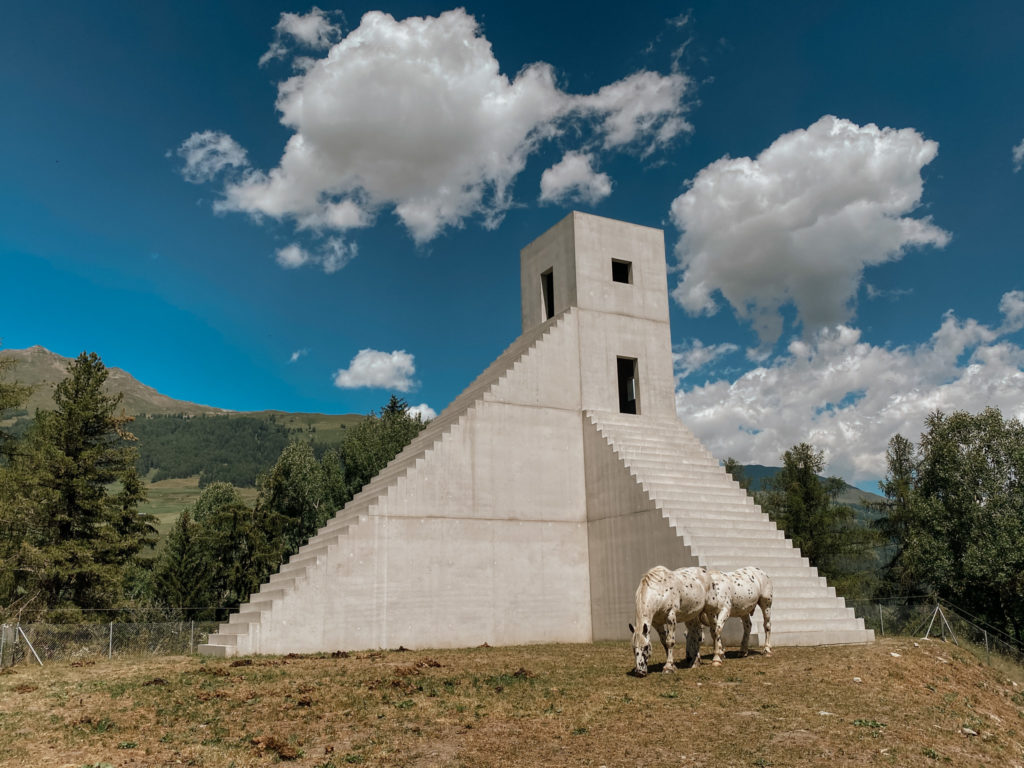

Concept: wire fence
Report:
left=0, top=620, right=220, bottom=667
left=848, top=596, right=1024, bottom=667
left=2, top=598, right=1022, bottom=669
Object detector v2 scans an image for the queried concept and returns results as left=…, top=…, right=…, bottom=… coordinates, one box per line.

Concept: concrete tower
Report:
left=201, top=212, right=872, bottom=657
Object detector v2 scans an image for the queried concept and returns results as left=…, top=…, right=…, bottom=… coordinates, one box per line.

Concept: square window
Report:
left=611, top=259, right=632, bottom=284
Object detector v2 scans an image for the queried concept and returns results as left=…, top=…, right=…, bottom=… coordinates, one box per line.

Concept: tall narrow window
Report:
left=611, top=259, right=632, bottom=284
left=541, top=269, right=555, bottom=320
left=617, top=357, right=639, bottom=414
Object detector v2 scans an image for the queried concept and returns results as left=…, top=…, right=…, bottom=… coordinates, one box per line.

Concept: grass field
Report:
left=1, top=637, right=1022, bottom=767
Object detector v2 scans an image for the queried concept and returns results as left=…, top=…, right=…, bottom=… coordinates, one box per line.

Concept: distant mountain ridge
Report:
left=737, top=463, right=884, bottom=509
left=0, top=346, right=232, bottom=420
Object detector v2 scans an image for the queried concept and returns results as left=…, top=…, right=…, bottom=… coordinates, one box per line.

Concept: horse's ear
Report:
left=642, top=622, right=649, bottom=636
left=628, top=623, right=635, bottom=634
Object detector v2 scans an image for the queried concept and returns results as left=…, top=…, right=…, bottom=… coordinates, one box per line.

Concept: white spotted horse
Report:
left=628, top=565, right=712, bottom=676
left=701, top=566, right=773, bottom=666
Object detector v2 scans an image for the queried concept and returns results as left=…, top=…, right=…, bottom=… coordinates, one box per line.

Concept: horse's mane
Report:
left=634, top=566, right=673, bottom=622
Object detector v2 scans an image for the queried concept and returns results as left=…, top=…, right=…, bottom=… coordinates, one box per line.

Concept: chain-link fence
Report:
left=0, top=620, right=220, bottom=667
left=848, top=597, right=1024, bottom=667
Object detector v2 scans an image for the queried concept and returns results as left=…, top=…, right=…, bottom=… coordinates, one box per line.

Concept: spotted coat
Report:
left=701, top=566, right=773, bottom=666
left=628, top=565, right=712, bottom=676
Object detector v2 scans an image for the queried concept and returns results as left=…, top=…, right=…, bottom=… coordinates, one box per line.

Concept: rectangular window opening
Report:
left=541, top=269, right=555, bottom=320
left=611, top=259, right=633, bottom=284
left=617, top=357, right=639, bottom=415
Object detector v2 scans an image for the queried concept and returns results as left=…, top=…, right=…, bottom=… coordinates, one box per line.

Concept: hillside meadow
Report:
left=1, top=637, right=1022, bottom=767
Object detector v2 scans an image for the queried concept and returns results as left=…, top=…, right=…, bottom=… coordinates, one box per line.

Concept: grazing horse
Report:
left=701, top=567, right=773, bottom=666
left=628, top=565, right=712, bottom=676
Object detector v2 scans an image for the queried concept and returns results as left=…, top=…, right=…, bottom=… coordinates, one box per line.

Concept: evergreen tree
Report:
left=723, top=457, right=752, bottom=492
left=0, top=351, right=31, bottom=460
left=11, top=352, right=156, bottom=616
left=873, top=434, right=918, bottom=596
left=0, top=352, right=32, bottom=616
left=200, top=497, right=277, bottom=616
left=757, top=442, right=878, bottom=598
left=153, top=508, right=210, bottom=619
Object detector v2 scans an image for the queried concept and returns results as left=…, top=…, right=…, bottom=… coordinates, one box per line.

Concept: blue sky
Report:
left=2, top=1, right=1022, bottom=489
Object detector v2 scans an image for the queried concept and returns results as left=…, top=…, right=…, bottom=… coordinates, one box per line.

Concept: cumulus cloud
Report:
left=176, top=131, right=249, bottom=183
left=288, top=348, right=309, bottom=364
left=407, top=403, right=437, bottom=421
left=275, top=243, right=311, bottom=269
left=539, top=152, right=612, bottom=205
left=999, top=290, right=1024, bottom=333
left=183, top=8, right=691, bottom=247
left=1013, top=138, right=1024, bottom=172
left=333, top=348, right=418, bottom=391
left=574, top=70, right=692, bottom=154
left=259, top=7, right=342, bottom=66
left=673, top=339, right=739, bottom=381
left=670, top=115, right=950, bottom=346
left=675, top=292, right=1024, bottom=485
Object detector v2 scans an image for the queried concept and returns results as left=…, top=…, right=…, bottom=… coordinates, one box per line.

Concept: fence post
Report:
left=190, top=621, right=195, bottom=655
left=878, top=604, right=884, bottom=637
left=108, top=621, right=113, bottom=659
left=984, top=630, right=990, bottom=665
left=0, top=624, right=6, bottom=668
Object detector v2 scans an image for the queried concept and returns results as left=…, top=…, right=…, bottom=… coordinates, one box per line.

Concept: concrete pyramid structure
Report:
left=201, top=212, right=872, bottom=657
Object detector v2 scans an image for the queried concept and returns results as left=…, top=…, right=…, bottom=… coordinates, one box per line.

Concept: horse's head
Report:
left=628, top=622, right=651, bottom=677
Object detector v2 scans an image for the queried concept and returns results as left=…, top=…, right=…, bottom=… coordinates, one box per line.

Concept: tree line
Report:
left=0, top=351, right=424, bottom=623
left=132, top=413, right=296, bottom=487
left=3, top=349, right=1022, bottom=646
left=726, top=406, right=1024, bottom=646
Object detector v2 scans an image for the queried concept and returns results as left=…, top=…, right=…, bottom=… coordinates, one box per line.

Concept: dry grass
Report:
left=1, top=637, right=1023, bottom=767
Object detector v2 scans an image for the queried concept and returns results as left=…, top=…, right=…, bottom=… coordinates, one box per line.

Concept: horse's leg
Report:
left=739, top=612, right=752, bottom=657
left=661, top=610, right=677, bottom=672
left=761, top=598, right=773, bottom=656
left=684, top=618, right=703, bottom=667
left=711, top=608, right=729, bottom=666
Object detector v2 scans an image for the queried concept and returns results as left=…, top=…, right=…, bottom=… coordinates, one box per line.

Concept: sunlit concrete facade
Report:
left=201, top=212, right=872, bottom=657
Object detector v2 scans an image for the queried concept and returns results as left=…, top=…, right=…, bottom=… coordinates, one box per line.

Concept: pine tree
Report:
left=0, top=352, right=32, bottom=616
left=13, top=352, right=156, bottom=616
left=757, top=443, right=878, bottom=598
left=154, top=508, right=210, bottom=620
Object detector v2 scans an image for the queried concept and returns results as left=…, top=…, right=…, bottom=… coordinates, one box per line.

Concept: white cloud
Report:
left=675, top=292, right=1024, bottom=485
left=539, top=151, right=612, bottom=205
left=176, top=131, right=249, bottom=183
left=673, top=339, right=739, bottom=381
left=407, top=403, right=437, bottom=421
left=259, top=7, right=342, bottom=66
left=274, top=239, right=356, bottom=273
left=573, top=70, right=692, bottom=154
left=275, top=243, right=311, bottom=269
left=288, top=348, right=308, bottom=364
left=999, top=290, right=1024, bottom=333
left=275, top=243, right=312, bottom=269
left=1013, top=138, right=1024, bottom=172
left=193, top=8, right=690, bottom=245
left=670, top=115, right=950, bottom=346
left=321, top=237, right=356, bottom=273
left=333, top=348, right=418, bottom=391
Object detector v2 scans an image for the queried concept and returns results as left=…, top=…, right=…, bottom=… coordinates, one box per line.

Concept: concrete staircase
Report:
left=586, top=411, right=874, bottom=647
left=200, top=311, right=574, bottom=657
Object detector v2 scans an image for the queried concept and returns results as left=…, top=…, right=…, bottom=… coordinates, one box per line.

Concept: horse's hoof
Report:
left=662, top=664, right=676, bottom=673
left=712, top=659, right=722, bottom=667
left=764, top=649, right=773, bottom=657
